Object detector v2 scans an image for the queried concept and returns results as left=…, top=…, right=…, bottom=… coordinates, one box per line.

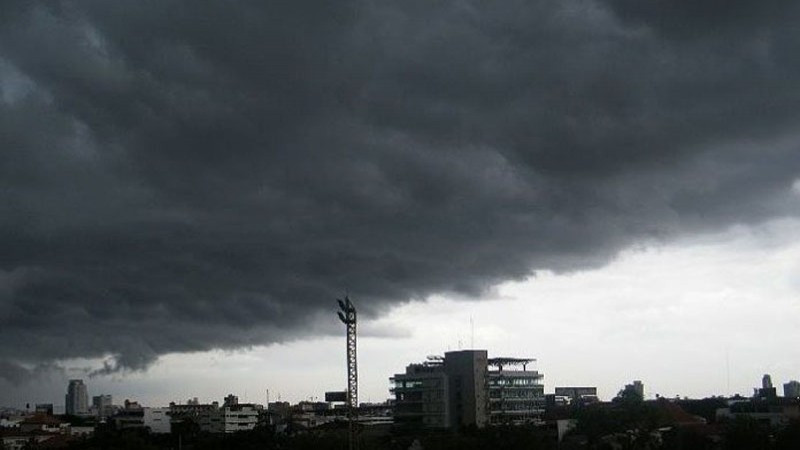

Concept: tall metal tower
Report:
left=337, top=296, right=358, bottom=450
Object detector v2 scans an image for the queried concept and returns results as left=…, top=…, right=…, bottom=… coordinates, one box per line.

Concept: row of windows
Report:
left=394, top=379, right=444, bottom=389
left=489, top=390, right=542, bottom=399
left=489, top=378, right=539, bottom=386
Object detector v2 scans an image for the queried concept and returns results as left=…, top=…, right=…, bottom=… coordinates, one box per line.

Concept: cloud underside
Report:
left=1, top=0, right=799, bottom=380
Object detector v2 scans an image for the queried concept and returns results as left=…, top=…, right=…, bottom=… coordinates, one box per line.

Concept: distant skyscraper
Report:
left=763, top=374, right=773, bottom=389
left=621, top=380, right=645, bottom=399
left=632, top=380, right=644, bottom=398
left=92, top=394, right=113, bottom=418
left=784, top=380, right=800, bottom=398
left=756, top=374, right=777, bottom=399
left=65, top=379, right=89, bottom=416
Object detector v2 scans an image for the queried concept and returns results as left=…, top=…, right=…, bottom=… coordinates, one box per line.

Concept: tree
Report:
left=723, top=416, right=771, bottom=450
left=775, top=419, right=800, bottom=450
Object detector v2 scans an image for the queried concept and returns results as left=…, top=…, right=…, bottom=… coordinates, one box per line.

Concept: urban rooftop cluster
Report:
left=3, top=349, right=800, bottom=449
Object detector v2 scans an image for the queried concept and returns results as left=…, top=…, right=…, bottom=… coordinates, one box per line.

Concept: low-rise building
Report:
left=18, top=415, right=64, bottom=434
left=784, top=380, right=800, bottom=398
left=554, top=387, right=599, bottom=404
left=169, top=401, right=219, bottom=430
left=143, top=407, right=171, bottom=434
left=198, top=404, right=261, bottom=433
left=2, top=432, right=58, bottom=450
left=34, top=404, right=53, bottom=416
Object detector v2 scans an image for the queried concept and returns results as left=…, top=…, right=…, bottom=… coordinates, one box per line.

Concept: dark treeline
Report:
left=20, top=406, right=800, bottom=450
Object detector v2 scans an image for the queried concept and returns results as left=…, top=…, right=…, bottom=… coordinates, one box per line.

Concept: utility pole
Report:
left=337, top=295, right=358, bottom=450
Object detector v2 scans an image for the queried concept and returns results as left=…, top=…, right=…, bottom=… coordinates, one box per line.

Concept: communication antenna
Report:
left=337, top=295, right=358, bottom=450
left=470, top=315, right=474, bottom=349
left=726, top=348, right=731, bottom=396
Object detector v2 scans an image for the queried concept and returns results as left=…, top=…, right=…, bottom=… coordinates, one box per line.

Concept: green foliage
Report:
left=63, top=424, right=562, bottom=450
left=56, top=415, right=800, bottom=450
left=676, top=397, right=728, bottom=423
left=614, top=387, right=644, bottom=406
left=572, top=401, right=666, bottom=445
left=773, top=419, right=800, bottom=450
left=723, top=416, right=771, bottom=450
left=376, top=426, right=557, bottom=450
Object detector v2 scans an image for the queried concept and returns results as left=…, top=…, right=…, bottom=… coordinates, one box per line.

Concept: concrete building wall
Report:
left=784, top=380, right=800, bottom=398
left=392, top=365, right=450, bottom=428
left=143, top=407, right=171, bottom=434
left=197, top=404, right=259, bottom=433
left=443, top=350, right=488, bottom=429
left=220, top=404, right=259, bottom=433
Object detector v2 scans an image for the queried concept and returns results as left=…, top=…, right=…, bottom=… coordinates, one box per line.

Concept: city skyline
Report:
left=3, top=0, right=800, bottom=416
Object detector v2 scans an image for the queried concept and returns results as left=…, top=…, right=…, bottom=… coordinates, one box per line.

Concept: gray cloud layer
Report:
left=1, top=0, right=799, bottom=381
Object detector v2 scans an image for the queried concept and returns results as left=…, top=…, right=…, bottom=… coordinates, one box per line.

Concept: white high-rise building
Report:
left=65, top=379, right=89, bottom=416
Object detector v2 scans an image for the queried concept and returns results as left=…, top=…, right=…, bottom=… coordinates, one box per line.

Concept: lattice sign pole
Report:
left=337, top=296, right=358, bottom=450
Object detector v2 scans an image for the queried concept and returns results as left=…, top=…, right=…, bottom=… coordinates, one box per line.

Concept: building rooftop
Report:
left=20, top=415, right=63, bottom=426
left=488, top=357, right=536, bottom=370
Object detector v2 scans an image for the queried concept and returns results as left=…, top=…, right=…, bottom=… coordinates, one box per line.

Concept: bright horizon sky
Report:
left=5, top=217, right=799, bottom=411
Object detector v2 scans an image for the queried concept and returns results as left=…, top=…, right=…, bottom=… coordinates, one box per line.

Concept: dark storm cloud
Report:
left=2, top=0, right=800, bottom=381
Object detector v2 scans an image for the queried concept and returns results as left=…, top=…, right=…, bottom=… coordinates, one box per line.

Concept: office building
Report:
left=554, top=387, right=599, bottom=404
left=621, top=380, right=644, bottom=399
left=198, top=404, right=261, bottom=433
left=487, top=357, right=544, bottom=425
left=391, top=358, right=450, bottom=428
left=757, top=374, right=777, bottom=399
left=34, top=404, right=53, bottom=415
left=143, top=407, right=171, bottom=433
left=65, top=379, right=89, bottom=416
left=784, top=380, right=800, bottom=398
left=391, top=350, right=544, bottom=429
left=92, top=395, right=114, bottom=418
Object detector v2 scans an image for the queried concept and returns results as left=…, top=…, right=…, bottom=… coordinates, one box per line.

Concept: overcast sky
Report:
left=2, top=1, right=800, bottom=409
